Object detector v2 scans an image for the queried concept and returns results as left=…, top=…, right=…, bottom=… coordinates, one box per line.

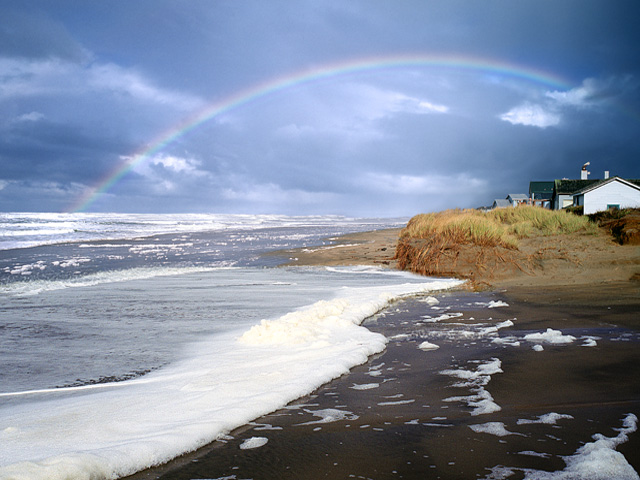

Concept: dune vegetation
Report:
left=400, top=206, right=597, bottom=249
left=395, top=206, right=599, bottom=284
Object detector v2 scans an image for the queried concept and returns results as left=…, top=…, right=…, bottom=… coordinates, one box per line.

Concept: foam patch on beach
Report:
left=470, top=422, right=525, bottom=437
left=239, top=437, right=268, bottom=450
left=419, top=296, right=440, bottom=305
left=524, top=328, right=576, bottom=345
left=418, top=341, right=440, bottom=351
left=487, top=300, right=509, bottom=308
left=580, top=335, right=600, bottom=347
left=441, top=358, right=503, bottom=416
left=296, top=408, right=359, bottom=425
left=482, top=414, right=639, bottom=480
left=517, top=413, right=574, bottom=425
left=421, top=316, right=516, bottom=346
left=0, top=276, right=462, bottom=479
left=350, top=383, right=379, bottom=390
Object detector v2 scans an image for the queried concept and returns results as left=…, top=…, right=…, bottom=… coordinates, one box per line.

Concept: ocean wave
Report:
left=0, top=213, right=406, bottom=251
left=0, top=265, right=235, bottom=296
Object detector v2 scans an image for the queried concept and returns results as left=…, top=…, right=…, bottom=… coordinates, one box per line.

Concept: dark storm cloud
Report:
left=0, top=0, right=639, bottom=215
left=0, top=5, right=90, bottom=62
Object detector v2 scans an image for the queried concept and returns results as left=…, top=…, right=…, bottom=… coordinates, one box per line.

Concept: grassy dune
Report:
left=400, top=206, right=596, bottom=248
left=396, top=206, right=599, bottom=285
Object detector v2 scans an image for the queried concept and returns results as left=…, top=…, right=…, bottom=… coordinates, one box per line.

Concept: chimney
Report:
left=604, top=170, right=610, bottom=179
left=581, top=162, right=590, bottom=180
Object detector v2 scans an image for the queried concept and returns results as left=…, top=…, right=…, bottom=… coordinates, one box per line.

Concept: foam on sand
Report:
left=524, top=328, right=576, bottom=345
left=483, top=414, right=639, bottom=480
left=517, top=413, right=574, bottom=425
left=418, top=341, right=440, bottom=351
left=581, top=336, right=600, bottom=347
left=419, top=296, right=440, bottom=305
left=441, top=358, right=503, bottom=416
left=487, top=300, right=509, bottom=308
left=350, top=383, right=379, bottom=390
left=239, top=437, right=268, bottom=450
left=469, top=422, right=525, bottom=437
left=296, top=408, right=359, bottom=426
left=0, top=277, right=462, bottom=480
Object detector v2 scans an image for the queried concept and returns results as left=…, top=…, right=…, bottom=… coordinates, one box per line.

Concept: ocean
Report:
left=0, top=213, right=461, bottom=479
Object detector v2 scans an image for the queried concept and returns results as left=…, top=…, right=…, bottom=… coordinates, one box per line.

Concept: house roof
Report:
left=492, top=199, right=511, bottom=208
left=507, top=193, right=528, bottom=201
left=529, top=181, right=554, bottom=192
left=529, top=181, right=554, bottom=199
left=573, top=176, right=640, bottom=196
left=553, top=179, right=600, bottom=194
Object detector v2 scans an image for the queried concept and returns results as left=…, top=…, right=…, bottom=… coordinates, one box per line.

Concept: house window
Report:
left=607, top=204, right=620, bottom=210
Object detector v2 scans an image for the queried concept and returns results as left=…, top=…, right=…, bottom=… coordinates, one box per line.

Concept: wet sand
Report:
left=127, top=229, right=640, bottom=480
left=265, top=228, right=402, bottom=269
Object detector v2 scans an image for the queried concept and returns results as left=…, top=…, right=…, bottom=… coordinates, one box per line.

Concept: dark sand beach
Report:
left=128, top=228, right=640, bottom=480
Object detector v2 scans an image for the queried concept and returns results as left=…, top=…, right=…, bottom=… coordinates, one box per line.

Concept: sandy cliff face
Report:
left=396, top=229, right=640, bottom=289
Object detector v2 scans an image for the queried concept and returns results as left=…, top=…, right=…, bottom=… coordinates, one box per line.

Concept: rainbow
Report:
left=68, top=53, right=574, bottom=212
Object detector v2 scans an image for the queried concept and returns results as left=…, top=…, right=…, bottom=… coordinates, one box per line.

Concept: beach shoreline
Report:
left=280, top=225, right=639, bottom=287
left=126, top=226, right=640, bottom=480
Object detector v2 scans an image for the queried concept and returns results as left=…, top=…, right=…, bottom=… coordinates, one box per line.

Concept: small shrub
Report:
left=589, top=207, right=639, bottom=224
left=564, top=205, right=583, bottom=216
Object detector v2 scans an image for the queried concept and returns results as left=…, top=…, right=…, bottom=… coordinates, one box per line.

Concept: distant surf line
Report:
left=0, top=377, right=155, bottom=398
left=68, top=53, right=575, bottom=213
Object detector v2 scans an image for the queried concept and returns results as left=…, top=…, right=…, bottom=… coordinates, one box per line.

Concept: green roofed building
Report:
left=528, top=181, right=554, bottom=208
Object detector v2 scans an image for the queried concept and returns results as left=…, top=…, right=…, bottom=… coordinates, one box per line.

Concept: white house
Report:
left=573, top=177, right=640, bottom=214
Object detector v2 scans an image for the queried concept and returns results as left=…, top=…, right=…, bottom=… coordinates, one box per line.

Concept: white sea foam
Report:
left=469, top=422, right=524, bottom=437
left=441, top=358, right=503, bottom=416
left=350, top=383, right=379, bottom=390
left=524, top=328, right=576, bottom=345
left=492, top=336, right=521, bottom=347
left=249, top=422, right=282, bottom=431
left=419, top=296, right=440, bottom=305
left=517, top=413, right=574, bottom=425
left=296, top=408, right=359, bottom=425
left=239, top=437, right=268, bottom=450
left=487, top=300, right=509, bottom=308
left=378, top=399, right=415, bottom=406
left=479, top=320, right=514, bottom=336
left=418, top=341, right=440, bottom=351
left=482, top=414, right=639, bottom=480
left=1, top=265, right=227, bottom=296
left=444, top=388, right=502, bottom=416
left=425, top=317, right=515, bottom=346
left=421, top=312, right=464, bottom=323
left=581, top=336, right=600, bottom=347
left=518, top=451, right=552, bottom=458
left=0, top=275, right=461, bottom=479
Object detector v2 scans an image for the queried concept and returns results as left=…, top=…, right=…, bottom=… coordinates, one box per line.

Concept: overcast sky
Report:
left=1, top=1, right=639, bottom=216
